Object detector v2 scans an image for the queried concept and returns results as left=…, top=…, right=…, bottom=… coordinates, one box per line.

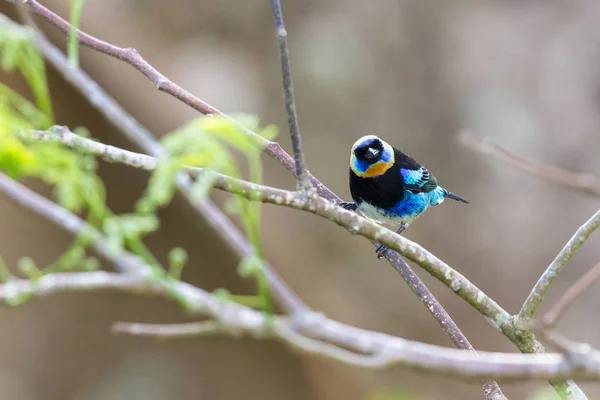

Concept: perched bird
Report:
left=340, top=135, right=468, bottom=259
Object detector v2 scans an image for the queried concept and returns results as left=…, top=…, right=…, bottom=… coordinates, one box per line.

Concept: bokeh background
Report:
left=2, top=0, right=600, bottom=399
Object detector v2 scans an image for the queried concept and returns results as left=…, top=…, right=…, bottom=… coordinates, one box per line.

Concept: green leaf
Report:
left=214, top=288, right=231, bottom=303
left=81, top=257, right=100, bottom=271
left=0, top=17, right=54, bottom=125
left=259, top=124, right=278, bottom=141
left=18, top=257, right=42, bottom=280
left=238, top=254, right=265, bottom=278
left=168, top=247, right=187, bottom=280
left=136, top=158, right=182, bottom=213
left=190, top=170, right=218, bottom=202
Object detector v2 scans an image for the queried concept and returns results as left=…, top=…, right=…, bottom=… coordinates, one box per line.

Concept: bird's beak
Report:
left=365, top=148, right=380, bottom=160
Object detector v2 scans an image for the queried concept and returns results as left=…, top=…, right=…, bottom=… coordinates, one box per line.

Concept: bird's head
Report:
left=350, top=135, right=395, bottom=177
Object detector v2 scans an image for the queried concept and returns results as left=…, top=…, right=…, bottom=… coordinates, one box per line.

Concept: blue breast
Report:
left=383, top=187, right=446, bottom=223
left=387, top=191, right=429, bottom=219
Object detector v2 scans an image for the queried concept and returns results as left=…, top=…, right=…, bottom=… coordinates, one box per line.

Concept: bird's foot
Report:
left=339, top=202, right=358, bottom=211
left=375, top=244, right=389, bottom=259
left=375, top=224, right=406, bottom=259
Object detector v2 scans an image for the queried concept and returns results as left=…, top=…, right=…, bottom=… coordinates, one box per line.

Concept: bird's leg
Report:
left=339, top=202, right=358, bottom=211
left=376, top=224, right=406, bottom=259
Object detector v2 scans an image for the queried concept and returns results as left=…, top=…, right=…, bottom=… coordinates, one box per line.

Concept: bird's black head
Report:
left=353, top=136, right=384, bottom=164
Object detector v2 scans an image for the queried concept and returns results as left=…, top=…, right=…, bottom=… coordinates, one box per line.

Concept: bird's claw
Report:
left=339, top=202, right=358, bottom=211
left=375, top=243, right=388, bottom=259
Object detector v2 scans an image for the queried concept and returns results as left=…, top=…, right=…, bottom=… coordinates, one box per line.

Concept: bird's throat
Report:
left=359, top=160, right=393, bottom=178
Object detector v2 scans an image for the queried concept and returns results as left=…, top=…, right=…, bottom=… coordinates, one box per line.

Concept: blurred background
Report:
left=2, top=0, right=600, bottom=399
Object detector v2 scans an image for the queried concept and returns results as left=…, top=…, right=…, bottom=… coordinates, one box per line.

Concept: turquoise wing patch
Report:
left=401, top=167, right=437, bottom=193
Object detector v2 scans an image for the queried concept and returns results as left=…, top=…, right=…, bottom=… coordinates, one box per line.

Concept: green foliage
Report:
left=18, top=256, right=42, bottom=280
left=0, top=18, right=280, bottom=316
left=139, top=114, right=279, bottom=314
left=0, top=17, right=53, bottom=125
left=68, top=0, right=87, bottom=68
left=168, top=247, right=187, bottom=280
left=0, top=85, right=44, bottom=178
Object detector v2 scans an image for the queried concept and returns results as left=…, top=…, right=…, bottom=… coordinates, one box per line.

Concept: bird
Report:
left=339, top=135, right=469, bottom=259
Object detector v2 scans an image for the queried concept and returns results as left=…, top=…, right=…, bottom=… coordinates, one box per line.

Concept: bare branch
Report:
left=0, top=271, right=150, bottom=301
left=459, top=131, right=600, bottom=197
left=539, top=262, right=600, bottom=329
left=268, top=0, right=310, bottom=190
left=520, top=209, right=600, bottom=323
left=113, top=321, right=223, bottom=339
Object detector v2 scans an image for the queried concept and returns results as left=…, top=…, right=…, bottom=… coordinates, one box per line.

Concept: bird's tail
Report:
left=443, top=189, right=469, bottom=204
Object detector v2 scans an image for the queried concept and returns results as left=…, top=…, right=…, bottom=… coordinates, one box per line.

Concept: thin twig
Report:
left=268, top=0, right=310, bottom=190
left=4, top=12, right=308, bottom=315
left=459, top=131, right=600, bottom=197
left=539, top=262, right=600, bottom=329
left=520, top=209, right=600, bottom=323
left=113, top=321, right=223, bottom=339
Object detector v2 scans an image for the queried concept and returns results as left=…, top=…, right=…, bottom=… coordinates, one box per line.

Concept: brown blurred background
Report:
left=2, top=0, right=600, bottom=399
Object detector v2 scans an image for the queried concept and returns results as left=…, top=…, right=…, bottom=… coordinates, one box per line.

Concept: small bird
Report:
left=340, top=135, right=469, bottom=259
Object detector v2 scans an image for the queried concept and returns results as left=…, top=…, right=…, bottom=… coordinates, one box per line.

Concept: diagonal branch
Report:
left=268, top=0, right=310, bottom=190
left=519, top=209, right=600, bottom=323
left=459, top=131, right=600, bottom=198
left=539, top=261, right=600, bottom=329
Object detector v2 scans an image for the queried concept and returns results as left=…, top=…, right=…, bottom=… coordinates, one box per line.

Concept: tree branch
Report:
left=113, top=321, right=223, bottom=339
left=459, top=132, right=598, bottom=399
left=459, top=131, right=600, bottom=198
left=268, top=0, right=310, bottom=190
left=520, top=209, right=600, bottom=323
left=539, top=262, right=600, bottom=329
left=0, top=268, right=600, bottom=381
